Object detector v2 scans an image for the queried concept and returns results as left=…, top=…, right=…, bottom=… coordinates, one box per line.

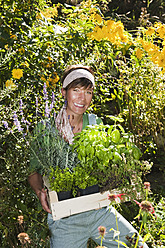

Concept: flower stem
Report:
left=134, top=221, right=143, bottom=248
left=100, top=237, right=103, bottom=246
left=146, top=189, right=148, bottom=200
left=115, top=208, right=120, bottom=248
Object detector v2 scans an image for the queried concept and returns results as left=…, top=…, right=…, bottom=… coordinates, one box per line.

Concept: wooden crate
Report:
left=43, top=176, right=140, bottom=221
left=48, top=189, right=128, bottom=221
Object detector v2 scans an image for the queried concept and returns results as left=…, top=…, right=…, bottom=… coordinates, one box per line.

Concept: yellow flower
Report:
left=150, top=54, right=159, bottom=64
left=156, top=24, right=165, bottom=39
left=25, top=61, right=29, bottom=67
left=102, top=25, right=110, bottom=40
left=145, top=27, right=155, bottom=36
left=48, top=73, right=60, bottom=88
left=157, top=50, right=165, bottom=67
left=106, top=32, right=117, bottom=44
left=120, top=34, right=129, bottom=43
left=19, top=47, right=25, bottom=53
left=53, top=73, right=60, bottom=83
left=89, top=7, right=97, bottom=14
left=93, top=13, right=102, bottom=24
left=21, top=61, right=29, bottom=67
left=5, top=79, right=16, bottom=89
left=106, top=20, right=115, bottom=30
left=161, top=67, right=165, bottom=74
left=47, top=56, right=52, bottom=61
left=90, top=26, right=104, bottom=41
left=136, top=48, right=143, bottom=59
left=82, top=0, right=93, bottom=8
left=10, top=34, right=17, bottom=39
left=141, top=40, right=154, bottom=53
left=41, top=76, right=46, bottom=81
left=12, top=69, right=23, bottom=79
left=115, top=21, right=124, bottom=36
left=40, top=6, right=58, bottom=20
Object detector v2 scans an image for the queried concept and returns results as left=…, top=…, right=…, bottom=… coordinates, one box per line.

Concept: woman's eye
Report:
left=87, top=91, right=92, bottom=94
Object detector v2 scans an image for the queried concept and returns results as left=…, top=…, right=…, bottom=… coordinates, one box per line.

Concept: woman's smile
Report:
left=74, top=102, right=85, bottom=108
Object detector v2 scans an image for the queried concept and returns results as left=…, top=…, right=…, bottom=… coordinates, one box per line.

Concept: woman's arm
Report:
left=28, top=172, right=51, bottom=214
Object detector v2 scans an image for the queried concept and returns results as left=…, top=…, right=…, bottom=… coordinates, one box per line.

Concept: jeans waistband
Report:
left=57, top=184, right=100, bottom=201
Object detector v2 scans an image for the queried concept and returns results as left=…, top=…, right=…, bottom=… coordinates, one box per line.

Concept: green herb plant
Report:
left=49, top=118, right=152, bottom=196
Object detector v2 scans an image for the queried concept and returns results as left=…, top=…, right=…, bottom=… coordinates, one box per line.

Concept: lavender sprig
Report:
left=50, top=92, right=55, bottom=110
left=45, top=100, right=50, bottom=118
left=36, top=96, right=38, bottom=115
left=43, top=82, right=48, bottom=101
left=13, top=111, right=23, bottom=132
left=2, top=120, right=9, bottom=129
left=19, top=99, right=23, bottom=115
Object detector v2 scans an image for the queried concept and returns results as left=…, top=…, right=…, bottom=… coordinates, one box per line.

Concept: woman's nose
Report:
left=78, top=91, right=85, bottom=100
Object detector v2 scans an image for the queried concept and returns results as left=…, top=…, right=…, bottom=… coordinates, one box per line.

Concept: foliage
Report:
left=131, top=195, right=165, bottom=248
left=72, top=121, right=150, bottom=192
left=49, top=120, right=149, bottom=195
left=106, top=0, right=165, bottom=30
left=91, top=183, right=165, bottom=248
left=0, top=0, right=165, bottom=247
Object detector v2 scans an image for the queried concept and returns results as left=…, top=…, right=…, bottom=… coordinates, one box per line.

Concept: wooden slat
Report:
left=49, top=189, right=128, bottom=221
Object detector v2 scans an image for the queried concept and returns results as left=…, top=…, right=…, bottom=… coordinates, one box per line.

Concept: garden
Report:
left=0, top=0, right=165, bottom=247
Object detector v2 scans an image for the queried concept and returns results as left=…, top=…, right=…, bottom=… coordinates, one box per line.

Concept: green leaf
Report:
left=107, top=115, right=124, bottom=123
left=115, top=240, right=129, bottom=247
left=143, top=233, right=151, bottom=242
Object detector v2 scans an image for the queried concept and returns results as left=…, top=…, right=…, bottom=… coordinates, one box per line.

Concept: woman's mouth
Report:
left=74, top=103, right=85, bottom=108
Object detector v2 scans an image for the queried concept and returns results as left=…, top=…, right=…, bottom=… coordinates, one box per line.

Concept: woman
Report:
left=28, top=65, right=148, bottom=248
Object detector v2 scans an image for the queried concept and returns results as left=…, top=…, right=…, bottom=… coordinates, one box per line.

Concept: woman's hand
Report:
left=37, top=188, right=52, bottom=214
left=28, top=172, right=51, bottom=214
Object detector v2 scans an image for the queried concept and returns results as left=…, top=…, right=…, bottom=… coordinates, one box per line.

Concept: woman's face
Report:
left=62, top=85, right=93, bottom=117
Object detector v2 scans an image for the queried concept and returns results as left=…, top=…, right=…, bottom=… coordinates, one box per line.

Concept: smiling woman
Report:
left=56, top=65, right=95, bottom=141
left=61, top=77, right=93, bottom=133
left=63, top=86, right=93, bottom=133
left=28, top=65, right=149, bottom=248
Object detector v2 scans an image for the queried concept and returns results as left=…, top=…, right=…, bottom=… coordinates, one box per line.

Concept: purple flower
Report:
left=19, top=99, right=24, bottom=116
left=26, top=141, right=29, bottom=146
left=50, top=102, right=54, bottom=110
left=23, top=133, right=27, bottom=138
left=36, top=97, right=38, bottom=114
left=50, top=92, right=55, bottom=110
left=25, top=120, right=30, bottom=125
left=43, top=83, right=48, bottom=100
left=52, top=92, right=55, bottom=102
left=2, top=121, right=9, bottom=129
left=45, top=101, right=50, bottom=117
left=36, top=97, right=38, bottom=107
left=20, top=99, right=23, bottom=109
left=21, top=116, right=25, bottom=123
left=13, top=112, right=17, bottom=119
left=13, top=112, right=23, bottom=132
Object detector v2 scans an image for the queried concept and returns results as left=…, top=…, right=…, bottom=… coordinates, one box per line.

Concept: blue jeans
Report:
left=47, top=206, right=149, bottom=248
